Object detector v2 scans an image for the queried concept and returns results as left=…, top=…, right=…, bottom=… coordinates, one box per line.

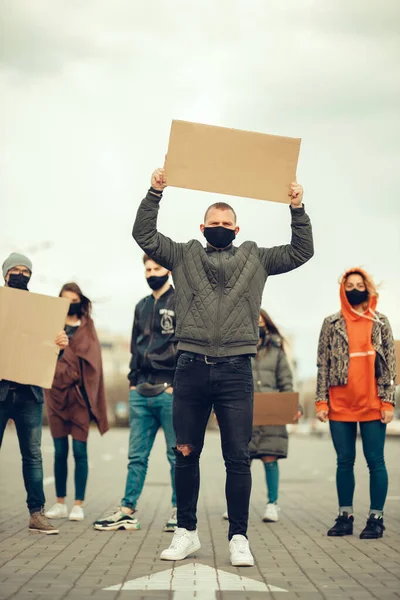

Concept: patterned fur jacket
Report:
left=316, top=311, right=396, bottom=405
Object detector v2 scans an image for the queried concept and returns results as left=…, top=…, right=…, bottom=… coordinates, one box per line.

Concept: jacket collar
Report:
left=327, top=310, right=382, bottom=344
left=205, top=244, right=235, bottom=255
left=149, top=285, right=174, bottom=301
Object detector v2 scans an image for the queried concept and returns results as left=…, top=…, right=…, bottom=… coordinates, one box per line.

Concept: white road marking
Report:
left=41, top=445, right=54, bottom=455
left=103, top=563, right=288, bottom=597
left=43, top=476, right=55, bottom=486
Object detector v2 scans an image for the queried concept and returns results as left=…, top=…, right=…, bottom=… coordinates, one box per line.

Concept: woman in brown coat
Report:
left=45, top=283, right=109, bottom=522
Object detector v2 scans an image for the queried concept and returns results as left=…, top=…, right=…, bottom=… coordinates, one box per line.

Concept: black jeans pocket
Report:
left=176, top=353, right=194, bottom=371
left=228, top=356, right=252, bottom=373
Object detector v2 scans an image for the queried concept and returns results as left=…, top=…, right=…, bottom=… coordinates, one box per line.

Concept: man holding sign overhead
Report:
left=132, top=123, right=313, bottom=566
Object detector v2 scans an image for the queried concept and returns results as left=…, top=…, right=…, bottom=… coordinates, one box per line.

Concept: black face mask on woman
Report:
left=8, top=273, right=30, bottom=290
left=203, top=226, right=236, bottom=249
left=68, top=302, right=82, bottom=317
left=147, top=274, right=169, bottom=291
left=259, top=326, right=266, bottom=340
left=346, top=289, right=368, bottom=306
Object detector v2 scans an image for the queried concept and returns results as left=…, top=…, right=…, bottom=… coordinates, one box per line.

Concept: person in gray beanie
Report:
left=2, top=252, right=33, bottom=290
left=0, top=252, right=69, bottom=534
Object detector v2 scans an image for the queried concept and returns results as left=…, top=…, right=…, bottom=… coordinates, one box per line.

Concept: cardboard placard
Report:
left=0, top=287, right=69, bottom=389
left=395, top=340, right=400, bottom=382
left=165, top=120, right=301, bottom=204
left=253, top=392, right=299, bottom=426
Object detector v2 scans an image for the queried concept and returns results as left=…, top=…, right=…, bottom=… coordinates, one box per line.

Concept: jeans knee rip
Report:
left=173, top=445, right=199, bottom=459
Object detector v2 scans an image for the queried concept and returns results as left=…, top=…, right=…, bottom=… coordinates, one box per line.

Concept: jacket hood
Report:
left=340, top=267, right=378, bottom=322
left=261, top=333, right=283, bottom=348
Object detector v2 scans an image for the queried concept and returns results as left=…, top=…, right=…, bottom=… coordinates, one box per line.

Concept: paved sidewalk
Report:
left=0, top=426, right=399, bottom=600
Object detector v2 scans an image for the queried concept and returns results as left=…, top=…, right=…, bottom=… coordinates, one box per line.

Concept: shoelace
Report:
left=101, top=508, right=128, bottom=521
left=169, top=529, right=189, bottom=549
left=231, top=539, right=248, bottom=554
left=366, top=517, right=385, bottom=531
left=335, top=515, right=348, bottom=523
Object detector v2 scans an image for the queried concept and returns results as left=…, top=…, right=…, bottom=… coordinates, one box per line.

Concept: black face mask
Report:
left=68, top=302, right=82, bottom=317
left=147, top=274, right=169, bottom=291
left=204, top=226, right=236, bottom=249
left=346, top=289, right=368, bottom=306
left=7, top=273, right=30, bottom=290
left=259, top=327, right=266, bottom=340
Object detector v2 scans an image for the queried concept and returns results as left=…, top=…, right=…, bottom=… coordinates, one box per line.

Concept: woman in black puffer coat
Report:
left=251, top=309, right=295, bottom=523
left=224, top=309, right=296, bottom=524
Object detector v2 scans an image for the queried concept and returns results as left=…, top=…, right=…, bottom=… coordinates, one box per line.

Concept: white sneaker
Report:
left=69, top=505, right=84, bottom=521
left=222, top=510, right=229, bottom=520
left=45, top=503, right=68, bottom=519
left=164, top=507, right=178, bottom=532
left=160, top=528, right=201, bottom=561
left=229, top=534, right=254, bottom=567
left=263, top=503, right=280, bottom=522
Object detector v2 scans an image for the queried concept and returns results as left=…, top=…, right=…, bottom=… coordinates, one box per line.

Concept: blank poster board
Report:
left=395, top=340, right=400, bottom=382
left=165, top=120, right=301, bottom=204
left=0, top=287, right=69, bottom=389
left=253, top=392, right=299, bottom=426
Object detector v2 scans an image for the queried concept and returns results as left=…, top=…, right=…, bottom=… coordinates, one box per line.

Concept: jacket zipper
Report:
left=254, top=356, right=262, bottom=392
left=143, top=298, right=158, bottom=374
left=213, top=252, right=224, bottom=354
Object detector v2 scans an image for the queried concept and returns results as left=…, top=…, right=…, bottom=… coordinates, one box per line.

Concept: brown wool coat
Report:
left=45, top=317, right=109, bottom=442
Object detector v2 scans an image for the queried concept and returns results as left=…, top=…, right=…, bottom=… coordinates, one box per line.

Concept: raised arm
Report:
left=132, top=168, right=185, bottom=271
left=259, top=183, right=314, bottom=275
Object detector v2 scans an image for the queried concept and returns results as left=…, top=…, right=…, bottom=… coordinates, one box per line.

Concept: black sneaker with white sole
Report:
left=360, top=514, right=385, bottom=539
left=327, top=512, right=354, bottom=536
left=93, top=509, right=140, bottom=531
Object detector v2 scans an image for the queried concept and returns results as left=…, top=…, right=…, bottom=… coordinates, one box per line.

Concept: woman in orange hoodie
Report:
left=316, top=268, right=396, bottom=539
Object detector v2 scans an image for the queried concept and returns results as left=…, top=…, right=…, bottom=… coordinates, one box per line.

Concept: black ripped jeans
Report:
left=173, top=352, right=254, bottom=540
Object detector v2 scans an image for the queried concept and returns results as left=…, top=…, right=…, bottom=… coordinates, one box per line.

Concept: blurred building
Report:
left=98, top=330, right=131, bottom=426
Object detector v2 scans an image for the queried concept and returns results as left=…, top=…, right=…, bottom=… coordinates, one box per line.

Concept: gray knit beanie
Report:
left=2, top=252, right=33, bottom=280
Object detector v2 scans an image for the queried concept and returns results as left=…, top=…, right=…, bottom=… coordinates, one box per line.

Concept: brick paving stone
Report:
left=0, top=426, right=399, bottom=600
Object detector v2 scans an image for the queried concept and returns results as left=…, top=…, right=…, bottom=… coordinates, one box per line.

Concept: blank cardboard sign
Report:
left=395, top=340, right=400, bottom=381
left=0, top=287, right=69, bottom=389
left=253, top=392, right=299, bottom=426
left=165, top=120, right=301, bottom=204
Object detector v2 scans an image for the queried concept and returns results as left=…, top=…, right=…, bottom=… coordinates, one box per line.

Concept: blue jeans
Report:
left=122, top=389, right=176, bottom=510
left=329, top=420, right=388, bottom=512
left=53, top=437, right=89, bottom=501
left=0, top=389, right=45, bottom=513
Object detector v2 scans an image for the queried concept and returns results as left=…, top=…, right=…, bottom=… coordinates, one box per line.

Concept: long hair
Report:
left=259, top=308, right=287, bottom=352
left=341, top=268, right=379, bottom=299
left=59, top=282, right=92, bottom=318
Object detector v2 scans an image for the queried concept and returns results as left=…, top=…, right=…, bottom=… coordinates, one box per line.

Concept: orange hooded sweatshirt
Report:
left=316, top=270, right=394, bottom=422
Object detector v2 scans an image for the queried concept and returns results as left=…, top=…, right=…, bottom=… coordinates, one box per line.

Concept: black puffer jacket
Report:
left=128, top=287, right=177, bottom=387
left=132, top=191, right=314, bottom=357
left=249, top=335, right=293, bottom=459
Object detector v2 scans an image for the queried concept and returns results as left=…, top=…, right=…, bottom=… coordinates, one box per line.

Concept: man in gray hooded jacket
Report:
left=132, top=167, right=314, bottom=566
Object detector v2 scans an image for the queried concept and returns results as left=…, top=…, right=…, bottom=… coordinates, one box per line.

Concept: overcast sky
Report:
left=1, top=0, right=399, bottom=379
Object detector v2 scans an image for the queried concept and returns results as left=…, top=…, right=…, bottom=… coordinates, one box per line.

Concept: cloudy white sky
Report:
left=1, top=0, right=399, bottom=378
